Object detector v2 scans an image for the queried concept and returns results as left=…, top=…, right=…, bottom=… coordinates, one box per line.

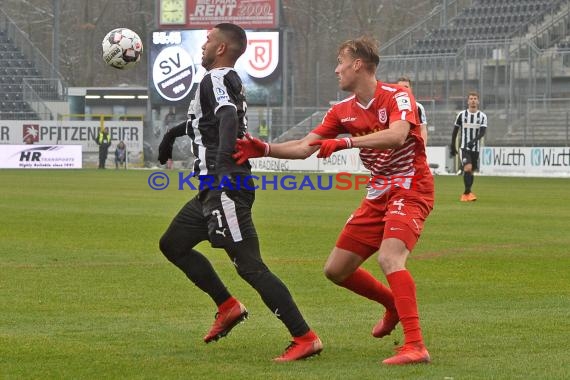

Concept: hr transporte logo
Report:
left=13, top=145, right=63, bottom=162
left=1, top=145, right=82, bottom=169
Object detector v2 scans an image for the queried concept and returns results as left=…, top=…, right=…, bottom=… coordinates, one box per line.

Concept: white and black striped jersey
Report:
left=417, top=102, right=427, bottom=125
left=186, top=67, right=250, bottom=176
left=454, top=109, right=487, bottom=151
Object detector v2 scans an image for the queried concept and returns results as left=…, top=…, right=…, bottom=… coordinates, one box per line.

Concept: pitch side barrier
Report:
left=0, top=120, right=143, bottom=167
left=247, top=147, right=570, bottom=177
left=249, top=147, right=448, bottom=175
left=479, top=147, right=570, bottom=177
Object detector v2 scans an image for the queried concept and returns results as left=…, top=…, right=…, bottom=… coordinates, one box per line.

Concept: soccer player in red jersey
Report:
left=234, top=36, right=434, bottom=365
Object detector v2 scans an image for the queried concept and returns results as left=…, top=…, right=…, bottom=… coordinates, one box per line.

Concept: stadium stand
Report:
left=0, top=29, right=44, bottom=120
left=0, top=7, right=66, bottom=121
left=402, top=0, right=566, bottom=55
left=273, top=1, right=570, bottom=147
left=378, top=0, right=570, bottom=147
left=496, top=108, right=570, bottom=146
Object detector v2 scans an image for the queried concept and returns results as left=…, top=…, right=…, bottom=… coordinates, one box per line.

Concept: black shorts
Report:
left=461, top=149, right=480, bottom=171
left=171, top=187, right=258, bottom=248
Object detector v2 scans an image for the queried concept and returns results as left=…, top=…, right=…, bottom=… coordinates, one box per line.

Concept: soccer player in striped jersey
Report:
left=235, top=36, right=434, bottom=365
left=450, top=91, right=487, bottom=202
left=157, top=23, right=322, bottom=362
left=397, top=76, right=428, bottom=146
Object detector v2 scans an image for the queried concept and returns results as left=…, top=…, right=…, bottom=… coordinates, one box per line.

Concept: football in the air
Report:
left=102, top=28, right=143, bottom=69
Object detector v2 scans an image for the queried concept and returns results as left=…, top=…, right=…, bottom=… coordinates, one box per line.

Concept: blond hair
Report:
left=338, top=36, right=380, bottom=73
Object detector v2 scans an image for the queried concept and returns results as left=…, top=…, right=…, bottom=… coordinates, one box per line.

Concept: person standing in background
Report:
left=397, top=76, right=428, bottom=146
left=95, top=127, right=111, bottom=169
left=450, top=91, right=487, bottom=202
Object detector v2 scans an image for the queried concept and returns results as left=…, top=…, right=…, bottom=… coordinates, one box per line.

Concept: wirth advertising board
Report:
left=0, top=145, right=82, bottom=169
left=480, top=147, right=570, bottom=177
left=150, top=30, right=281, bottom=107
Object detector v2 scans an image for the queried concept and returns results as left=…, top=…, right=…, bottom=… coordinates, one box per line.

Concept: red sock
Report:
left=386, top=270, right=423, bottom=346
left=340, top=268, right=395, bottom=310
left=218, top=296, right=238, bottom=312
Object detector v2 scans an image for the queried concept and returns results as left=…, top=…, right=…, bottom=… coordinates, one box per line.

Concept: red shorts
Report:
left=336, top=189, right=434, bottom=258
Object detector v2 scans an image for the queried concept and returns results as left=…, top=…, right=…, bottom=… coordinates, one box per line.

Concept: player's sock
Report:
left=226, top=238, right=310, bottom=337
left=464, top=172, right=473, bottom=194
left=163, top=246, right=232, bottom=305
left=340, top=268, right=395, bottom=309
left=160, top=227, right=233, bottom=305
left=467, top=172, right=474, bottom=192
left=386, top=270, right=423, bottom=346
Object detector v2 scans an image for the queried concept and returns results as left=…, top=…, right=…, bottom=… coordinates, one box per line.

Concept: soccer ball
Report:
left=102, top=28, right=143, bottom=69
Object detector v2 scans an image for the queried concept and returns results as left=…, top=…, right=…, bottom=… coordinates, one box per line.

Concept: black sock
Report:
left=464, top=172, right=474, bottom=193
left=175, top=249, right=232, bottom=305
left=160, top=231, right=231, bottom=306
left=226, top=238, right=310, bottom=337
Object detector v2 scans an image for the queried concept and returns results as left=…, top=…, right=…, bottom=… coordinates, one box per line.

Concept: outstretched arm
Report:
left=269, top=133, right=322, bottom=159
left=233, top=133, right=322, bottom=164
left=350, top=120, right=410, bottom=149
left=308, top=120, right=410, bottom=158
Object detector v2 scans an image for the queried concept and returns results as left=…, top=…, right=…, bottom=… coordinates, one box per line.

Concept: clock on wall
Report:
left=160, top=0, right=186, bottom=25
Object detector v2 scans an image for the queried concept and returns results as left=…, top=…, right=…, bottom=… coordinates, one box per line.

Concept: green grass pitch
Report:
left=1, top=169, right=569, bottom=379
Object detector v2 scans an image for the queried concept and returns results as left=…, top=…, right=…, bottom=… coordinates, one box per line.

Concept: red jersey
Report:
left=312, top=81, right=434, bottom=197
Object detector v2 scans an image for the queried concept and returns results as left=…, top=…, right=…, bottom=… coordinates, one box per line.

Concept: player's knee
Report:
left=237, top=267, right=269, bottom=287
left=377, top=254, right=392, bottom=274
left=159, top=232, right=188, bottom=263
left=377, top=253, right=404, bottom=275
left=159, top=233, right=175, bottom=260
left=323, top=264, right=347, bottom=284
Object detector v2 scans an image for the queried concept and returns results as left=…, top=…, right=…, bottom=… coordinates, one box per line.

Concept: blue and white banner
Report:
left=480, top=147, right=570, bottom=177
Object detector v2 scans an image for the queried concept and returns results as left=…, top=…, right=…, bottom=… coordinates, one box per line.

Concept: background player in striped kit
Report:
left=450, top=91, right=487, bottom=202
left=397, top=76, right=428, bottom=146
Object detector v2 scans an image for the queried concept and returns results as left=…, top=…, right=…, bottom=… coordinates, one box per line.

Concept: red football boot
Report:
left=203, top=301, right=248, bottom=343
left=273, top=332, right=323, bottom=362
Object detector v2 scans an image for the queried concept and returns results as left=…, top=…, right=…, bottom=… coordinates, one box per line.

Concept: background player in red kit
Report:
left=234, top=36, right=434, bottom=365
